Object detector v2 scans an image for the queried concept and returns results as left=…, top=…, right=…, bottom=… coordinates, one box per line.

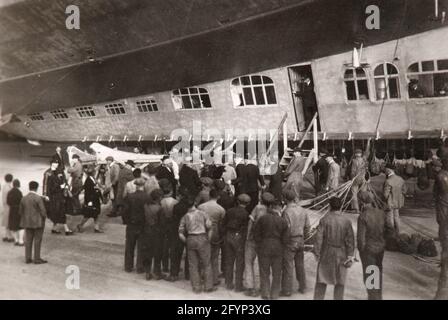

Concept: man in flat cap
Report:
left=347, top=139, right=371, bottom=214
left=244, top=192, right=274, bottom=297
left=281, top=189, right=310, bottom=296
left=253, top=198, right=289, bottom=299
left=178, top=195, right=215, bottom=293
left=383, top=165, right=406, bottom=234
left=313, top=197, right=355, bottom=300
left=223, top=193, right=251, bottom=292
left=357, top=190, right=386, bottom=300
left=122, top=177, right=147, bottom=273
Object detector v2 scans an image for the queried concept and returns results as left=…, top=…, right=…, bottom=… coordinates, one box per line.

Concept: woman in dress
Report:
left=6, top=179, right=24, bottom=246
left=77, top=167, right=103, bottom=233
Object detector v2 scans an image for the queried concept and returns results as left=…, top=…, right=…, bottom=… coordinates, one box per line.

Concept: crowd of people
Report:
left=1, top=139, right=448, bottom=300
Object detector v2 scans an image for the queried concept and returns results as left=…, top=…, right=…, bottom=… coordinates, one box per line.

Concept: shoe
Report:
left=124, top=268, right=133, bottom=273
left=7, top=238, right=14, bottom=242
left=15, top=242, right=24, bottom=247
left=261, top=295, right=270, bottom=300
left=166, top=275, right=178, bottom=282
left=244, top=289, right=258, bottom=297
left=193, top=288, right=202, bottom=294
left=153, top=273, right=166, bottom=280
left=76, top=225, right=83, bottom=233
left=94, top=229, right=104, bottom=233
left=25, top=259, right=33, bottom=264
left=136, top=269, right=145, bottom=274
left=280, top=291, right=291, bottom=297
left=2, top=237, right=8, bottom=242
left=34, top=259, right=48, bottom=264
left=235, top=286, right=246, bottom=293
left=298, top=287, right=307, bottom=294
left=214, top=280, right=221, bottom=286
left=51, top=230, right=61, bottom=234
left=65, top=230, right=74, bottom=236
left=145, top=273, right=153, bottom=281
left=205, top=287, right=218, bottom=293
left=226, top=284, right=234, bottom=290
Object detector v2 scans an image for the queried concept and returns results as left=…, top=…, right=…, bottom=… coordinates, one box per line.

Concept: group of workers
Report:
left=1, top=139, right=446, bottom=300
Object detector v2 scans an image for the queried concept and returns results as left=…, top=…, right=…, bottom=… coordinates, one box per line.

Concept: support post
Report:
left=313, top=117, right=318, bottom=163
left=283, top=119, right=288, bottom=152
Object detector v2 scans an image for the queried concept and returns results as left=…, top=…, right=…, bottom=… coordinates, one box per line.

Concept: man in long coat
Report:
left=434, top=158, right=448, bottom=299
left=67, top=154, right=83, bottom=214
left=383, top=166, right=407, bottom=234
left=283, top=149, right=307, bottom=198
left=325, top=156, right=340, bottom=191
left=313, top=197, right=355, bottom=300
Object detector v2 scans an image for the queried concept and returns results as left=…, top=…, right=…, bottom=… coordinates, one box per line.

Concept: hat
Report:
left=214, top=179, right=226, bottom=191
left=261, top=192, right=276, bottom=204
left=354, top=148, right=363, bottom=154
left=134, top=177, right=146, bottom=187
left=86, top=166, right=95, bottom=175
left=158, top=178, right=172, bottom=192
left=105, top=156, right=114, bottom=162
left=433, top=159, right=443, bottom=168
left=200, top=177, right=214, bottom=186
left=125, top=160, right=136, bottom=167
left=358, top=191, right=374, bottom=204
left=282, top=190, right=297, bottom=202
left=237, top=193, right=251, bottom=204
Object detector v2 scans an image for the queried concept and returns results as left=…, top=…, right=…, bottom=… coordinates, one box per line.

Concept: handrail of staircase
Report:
left=265, top=112, right=288, bottom=156
left=298, top=112, right=318, bottom=149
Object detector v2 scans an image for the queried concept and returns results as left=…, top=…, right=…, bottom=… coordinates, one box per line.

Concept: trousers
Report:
left=224, top=232, right=245, bottom=290
left=186, top=234, right=213, bottom=291
left=281, top=241, right=306, bottom=294
left=244, top=240, right=257, bottom=290
left=314, top=283, right=345, bottom=300
left=258, top=248, right=283, bottom=299
left=386, top=208, right=401, bottom=234
left=25, top=228, right=44, bottom=261
left=124, top=225, right=144, bottom=272
left=360, top=249, right=384, bottom=300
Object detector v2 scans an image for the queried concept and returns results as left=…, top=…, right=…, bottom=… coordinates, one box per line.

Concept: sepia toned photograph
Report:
left=0, top=0, right=447, bottom=303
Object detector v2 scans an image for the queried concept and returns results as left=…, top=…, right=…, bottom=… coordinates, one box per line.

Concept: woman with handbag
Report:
left=77, top=167, right=103, bottom=233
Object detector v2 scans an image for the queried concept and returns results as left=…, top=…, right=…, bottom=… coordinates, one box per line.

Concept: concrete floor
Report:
left=0, top=141, right=442, bottom=300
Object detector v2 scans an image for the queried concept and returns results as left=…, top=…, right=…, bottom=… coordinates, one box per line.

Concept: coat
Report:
left=116, top=165, right=134, bottom=205
left=19, top=192, right=47, bottom=229
left=1, top=182, right=12, bottom=227
left=105, top=162, right=120, bottom=188
left=314, top=211, right=355, bottom=285
left=156, top=166, right=177, bottom=193
left=326, top=161, right=340, bottom=190
left=45, top=170, right=67, bottom=224
left=7, top=187, right=23, bottom=231
left=232, top=163, right=247, bottom=195
left=383, top=174, right=407, bottom=209
left=67, top=160, right=84, bottom=195
left=83, top=176, right=102, bottom=219
left=357, top=205, right=386, bottom=254
left=179, top=165, right=202, bottom=197
left=245, top=163, right=265, bottom=193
